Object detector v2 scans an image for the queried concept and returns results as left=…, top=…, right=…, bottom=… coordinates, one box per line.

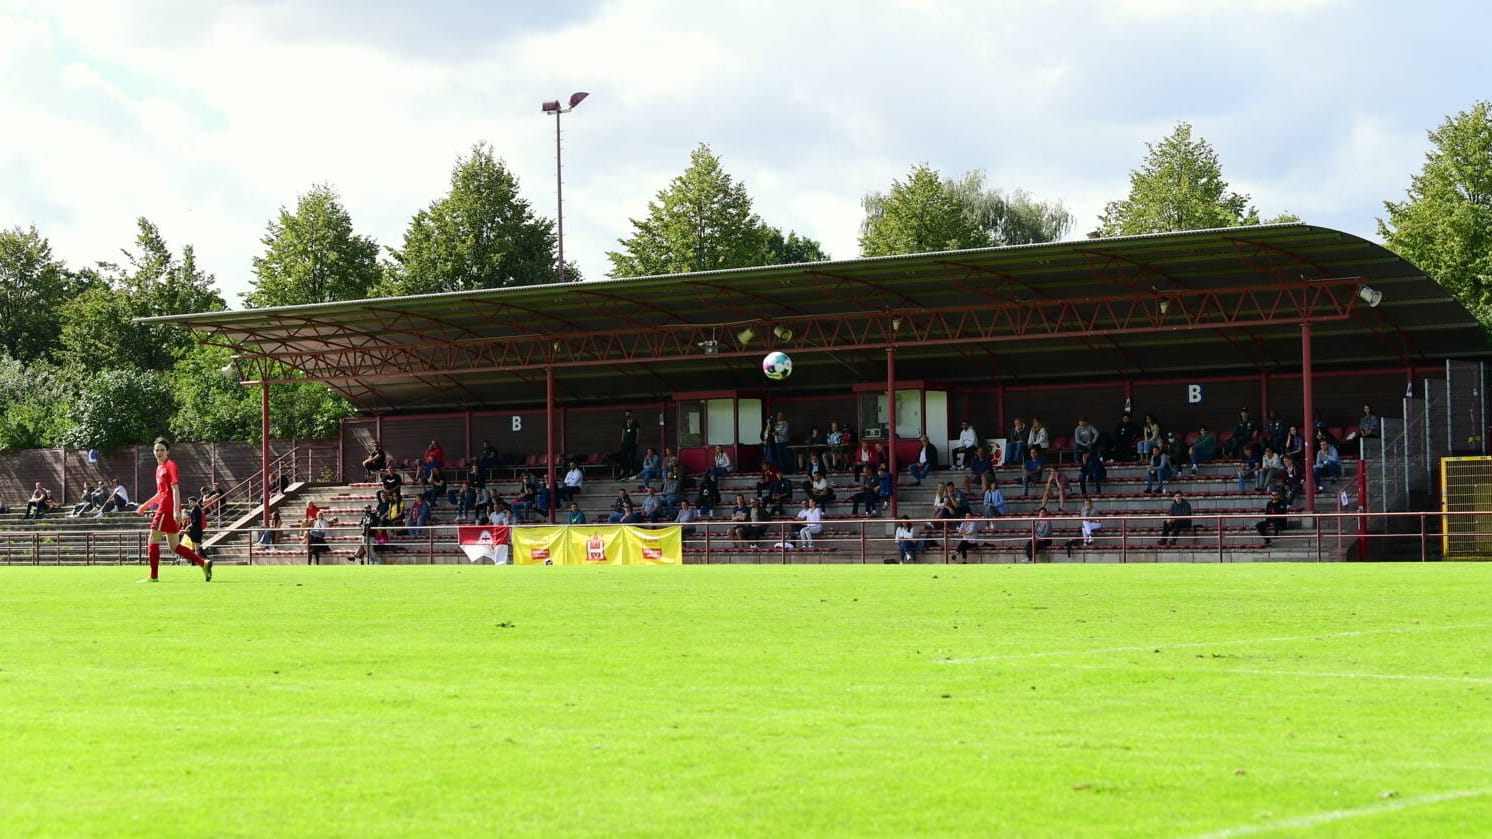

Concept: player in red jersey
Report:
left=137, top=437, right=213, bottom=583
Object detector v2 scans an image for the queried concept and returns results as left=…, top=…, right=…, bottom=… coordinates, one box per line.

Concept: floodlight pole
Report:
left=541, top=91, right=588, bottom=284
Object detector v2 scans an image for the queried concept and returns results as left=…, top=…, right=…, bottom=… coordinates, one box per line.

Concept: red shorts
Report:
left=151, top=508, right=181, bottom=534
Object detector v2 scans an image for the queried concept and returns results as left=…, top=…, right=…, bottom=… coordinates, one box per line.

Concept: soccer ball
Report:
left=762, top=351, right=793, bottom=381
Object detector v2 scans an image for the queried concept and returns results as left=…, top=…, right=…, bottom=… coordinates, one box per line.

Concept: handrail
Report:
left=212, top=444, right=339, bottom=527
left=0, top=509, right=1473, bottom=567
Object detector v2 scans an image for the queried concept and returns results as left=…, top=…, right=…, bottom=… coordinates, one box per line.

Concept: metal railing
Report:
left=5, top=509, right=1474, bottom=566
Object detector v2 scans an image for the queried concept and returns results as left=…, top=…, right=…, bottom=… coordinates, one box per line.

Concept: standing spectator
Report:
left=1024, top=508, right=1054, bottom=562
left=1113, top=412, right=1141, bottom=461
left=951, top=421, right=979, bottom=469
left=1265, top=410, right=1288, bottom=453
left=1354, top=403, right=1381, bottom=440
left=1256, top=489, right=1290, bottom=544
left=421, top=440, right=444, bottom=480
left=1158, top=491, right=1193, bottom=546
left=306, top=510, right=332, bottom=564
left=620, top=409, right=640, bottom=477
left=772, top=411, right=792, bottom=473
left=1078, top=451, right=1106, bottom=497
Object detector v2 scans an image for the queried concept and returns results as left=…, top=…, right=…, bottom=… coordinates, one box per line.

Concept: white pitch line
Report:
left=1185, top=787, right=1492, bottom=838
left=1061, top=662, right=1492, bottom=686
left=937, top=623, right=1492, bottom=665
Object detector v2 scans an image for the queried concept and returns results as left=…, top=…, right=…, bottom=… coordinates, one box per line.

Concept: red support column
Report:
left=1301, top=322, right=1314, bottom=513
left=261, top=382, right=271, bottom=526
left=546, top=365, right=557, bottom=522
left=886, top=346, right=897, bottom=516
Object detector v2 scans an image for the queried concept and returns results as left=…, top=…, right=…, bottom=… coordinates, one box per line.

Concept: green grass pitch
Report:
left=3, top=563, right=1490, bottom=837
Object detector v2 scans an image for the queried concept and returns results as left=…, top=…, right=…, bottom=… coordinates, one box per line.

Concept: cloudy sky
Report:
left=2, top=0, right=1487, bottom=307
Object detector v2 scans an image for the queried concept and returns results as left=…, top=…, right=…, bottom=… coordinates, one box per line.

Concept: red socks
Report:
left=173, top=543, right=206, bottom=567
left=147, top=543, right=160, bottom=579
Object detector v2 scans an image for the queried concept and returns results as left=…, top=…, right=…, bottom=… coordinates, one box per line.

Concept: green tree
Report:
left=1098, top=122, right=1281, bottom=236
left=246, top=183, right=382, bottom=308
left=61, top=368, right=174, bottom=450
left=0, top=225, right=81, bottom=362
left=167, top=343, right=260, bottom=442
left=608, top=144, right=774, bottom=277
left=765, top=228, right=830, bottom=265
left=384, top=143, right=557, bottom=294
left=1379, top=101, right=1492, bottom=323
left=860, top=165, right=1071, bottom=257
left=0, top=353, right=69, bottom=451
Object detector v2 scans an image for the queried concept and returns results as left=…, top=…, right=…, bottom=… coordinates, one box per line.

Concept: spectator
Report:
left=894, top=516, right=919, bottom=564
left=795, top=498, right=824, bottom=548
left=1353, top=403, right=1381, bottom=440
left=476, top=440, right=498, bottom=479
left=1024, top=507, right=1053, bottom=563
left=306, top=510, right=333, bottom=564
left=754, top=465, right=780, bottom=506
left=458, top=481, right=477, bottom=521
left=1145, top=447, right=1173, bottom=494
left=849, top=471, right=879, bottom=516
left=533, top=479, right=553, bottom=522
left=825, top=422, right=848, bottom=471
left=407, top=494, right=431, bottom=533
left=257, top=509, right=282, bottom=546
left=355, top=505, right=380, bottom=564
left=659, top=469, right=684, bottom=518
left=558, top=460, right=584, bottom=505
left=1283, top=425, right=1307, bottom=462
left=23, top=482, right=48, bottom=519
left=673, top=499, right=699, bottom=536
left=1137, top=414, right=1162, bottom=456
left=954, top=512, right=980, bottom=563
left=1164, top=430, right=1188, bottom=467
left=1078, top=451, right=1106, bottom=497
left=963, top=445, right=994, bottom=493
left=607, top=489, right=636, bottom=524
left=1072, top=417, right=1099, bottom=461
left=637, top=448, right=663, bottom=489
left=1236, top=441, right=1264, bottom=492
left=1256, top=446, right=1282, bottom=493
left=473, top=483, right=493, bottom=522
left=96, top=479, right=132, bottom=516
left=1040, top=462, right=1072, bottom=513
left=421, top=439, right=444, bottom=480
left=696, top=472, right=721, bottom=517
left=69, top=481, right=103, bottom=517
left=1158, top=491, right=1193, bottom=546
left=1007, top=417, right=1030, bottom=469
left=1224, top=408, right=1259, bottom=459
left=1279, top=455, right=1306, bottom=507
left=807, top=472, right=835, bottom=510
left=425, top=471, right=447, bottom=507
left=798, top=425, right=828, bottom=472
left=1026, top=417, right=1050, bottom=453
left=951, top=421, right=979, bottom=469
left=1313, top=439, right=1341, bottom=490
left=1265, top=410, right=1288, bottom=453
left=980, top=480, right=1007, bottom=518
left=620, top=409, right=640, bottom=477
left=1021, top=447, right=1046, bottom=496
left=185, top=496, right=208, bottom=557
left=1187, top=425, right=1218, bottom=474
left=617, top=503, right=643, bottom=525
left=511, top=475, right=540, bottom=522
left=1064, top=498, right=1103, bottom=556
left=641, top=487, right=665, bottom=522
left=566, top=501, right=587, bottom=525
left=710, top=445, right=733, bottom=478
left=730, top=496, right=768, bottom=546
left=1113, top=412, right=1141, bottom=461
left=851, top=440, right=879, bottom=482
left=362, top=440, right=388, bottom=474
left=771, top=412, right=792, bottom=473
left=874, top=463, right=895, bottom=511
left=767, top=471, right=795, bottom=517
left=908, top=435, right=937, bottom=485
left=380, top=465, right=403, bottom=497
left=1256, top=489, right=1290, bottom=544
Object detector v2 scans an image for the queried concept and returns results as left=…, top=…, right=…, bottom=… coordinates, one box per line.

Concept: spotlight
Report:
left=1358, top=286, right=1383, bottom=308
left=736, top=328, right=756, bottom=345
left=773, top=325, right=793, bottom=341
left=1158, top=298, right=1170, bottom=315
left=698, top=340, right=719, bottom=355
left=891, top=315, right=903, bottom=331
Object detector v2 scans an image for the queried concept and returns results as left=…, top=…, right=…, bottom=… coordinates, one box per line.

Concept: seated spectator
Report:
left=795, top=498, right=824, bottom=547
left=1078, top=451, right=1106, bottom=497
left=473, top=484, right=493, bottom=522
left=754, top=466, right=780, bottom=504
left=566, top=501, right=587, bottom=525
left=1165, top=430, right=1188, bottom=467
left=476, top=440, right=499, bottom=478
left=851, top=441, right=879, bottom=481
left=617, top=503, right=643, bottom=525
left=1279, top=455, right=1306, bottom=507
left=894, top=516, right=919, bottom=564
left=1236, top=441, right=1264, bottom=492
left=458, top=481, right=477, bottom=521
left=1113, top=412, right=1141, bottom=461
left=803, top=452, right=828, bottom=483
left=1007, top=417, right=1030, bottom=470
left=1223, top=408, right=1259, bottom=460
left=425, top=471, right=447, bottom=507
left=1136, top=414, right=1162, bottom=457
left=1020, top=447, right=1046, bottom=496
left=95, top=479, right=132, bottom=515
left=710, top=445, right=732, bottom=478
left=1352, top=403, right=1381, bottom=440
left=767, top=473, right=795, bottom=517
left=641, top=486, right=665, bottom=522
left=1265, top=410, right=1288, bottom=453
left=952, top=420, right=980, bottom=469
left=963, top=446, right=994, bottom=493
left=306, top=511, right=334, bottom=564
left=69, top=481, right=101, bottom=517
left=511, top=475, right=541, bottom=522
left=1283, top=425, right=1307, bottom=462
left=954, top=512, right=980, bottom=563
left=607, top=489, right=636, bottom=523
left=380, top=465, right=403, bottom=497
left=534, top=479, right=553, bottom=521
left=362, top=440, right=388, bottom=474
left=980, top=480, right=1007, bottom=518
left=696, top=472, right=721, bottom=517
left=1065, top=498, right=1103, bottom=556
left=1312, top=439, right=1341, bottom=490
left=729, top=496, right=768, bottom=546
left=407, top=494, right=431, bottom=532
left=1188, top=425, right=1218, bottom=473
left=636, top=448, right=663, bottom=488
left=807, top=472, right=835, bottom=510
left=1145, top=447, right=1173, bottom=494
left=421, top=439, right=445, bottom=480
left=557, top=460, right=584, bottom=505
left=1024, top=508, right=1053, bottom=562
left=1256, top=489, right=1290, bottom=544
left=1072, top=417, right=1099, bottom=461
left=1158, top=491, right=1193, bottom=546
left=825, top=422, right=848, bottom=471
left=1026, top=417, right=1050, bottom=453
left=673, top=500, right=699, bottom=536
left=874, top=463, right=895, bottom=510
left=658, top=469, right=684, bottom=518
left=257, top=509, right=283, bottom=546
left=908, top=435, right=937, bottom=485
left=1256, top=446, right=1282, bottom=492
left=23, top=482, right=48, bottom=519
left=798, top=426, right=828, bottom=472
left=849, top=472, right=880, bottom=516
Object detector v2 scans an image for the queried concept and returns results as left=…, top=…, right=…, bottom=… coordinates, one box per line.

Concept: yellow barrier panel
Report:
left=510, top=525, right=682, bottom=565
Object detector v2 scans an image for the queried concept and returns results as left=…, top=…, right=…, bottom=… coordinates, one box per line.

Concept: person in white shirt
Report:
left=894, top=517, right=918, bottom=564
left=558, top=460, right=584, bottom=504
left=952, top=421, right=979, bottom=469
left=796, top=497, right=824, bottom=547
left=710, top=445, right=733, bottom=478
left=673, top=499, right=699, bottom=536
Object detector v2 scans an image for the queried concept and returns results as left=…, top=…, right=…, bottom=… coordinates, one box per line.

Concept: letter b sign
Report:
left=1186, top=384, right=1204, bottom=404
left=511, top=416, right=523, bottom=431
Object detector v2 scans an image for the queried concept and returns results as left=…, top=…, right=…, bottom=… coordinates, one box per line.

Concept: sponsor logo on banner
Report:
left=457, top=525, right=511, bottom=563
left=585, top=534, right=608, bottom=563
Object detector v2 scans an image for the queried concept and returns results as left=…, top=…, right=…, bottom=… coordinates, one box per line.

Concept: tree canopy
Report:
left=608, top=144, right=826, bottom=277
left=246, top=183, right=382, bottom=308
left=1379, top=100, right=1492, bottom=325
left=0, top=225, right=80, bottom=363
left=1098, top=122, right=1296, bottom=236
left=383, top=143, right=559, bottom=294
left=859, top=166, right=1071, bottom=257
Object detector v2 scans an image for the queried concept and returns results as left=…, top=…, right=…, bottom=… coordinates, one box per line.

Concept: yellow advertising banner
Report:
left=509, top=525, right=682, bottom=565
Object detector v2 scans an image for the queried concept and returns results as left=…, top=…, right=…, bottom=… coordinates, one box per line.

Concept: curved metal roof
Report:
left=145, top=224, right=1491, bottom=413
